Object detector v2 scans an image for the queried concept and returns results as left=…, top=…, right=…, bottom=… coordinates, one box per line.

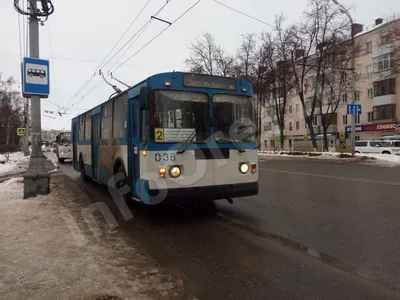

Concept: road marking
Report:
left=260, top=167, right=400, bottom=187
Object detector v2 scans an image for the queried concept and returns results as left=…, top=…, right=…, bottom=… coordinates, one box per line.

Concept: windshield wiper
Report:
left=215, top=136, right=245, bottom=153
left=228, top=137, right=245, bottom=153
left=177, top=119, right=204, bottom=154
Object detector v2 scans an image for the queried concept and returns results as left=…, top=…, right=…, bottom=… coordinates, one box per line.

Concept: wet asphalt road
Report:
left=59, top=158, right=400, bottom=299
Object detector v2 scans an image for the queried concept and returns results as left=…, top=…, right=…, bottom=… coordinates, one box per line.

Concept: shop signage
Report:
left=345, top=122, right=399, bottom=133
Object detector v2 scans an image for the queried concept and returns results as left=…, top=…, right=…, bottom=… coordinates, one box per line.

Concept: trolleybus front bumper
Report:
left=148, top=181, right=258, bottom=203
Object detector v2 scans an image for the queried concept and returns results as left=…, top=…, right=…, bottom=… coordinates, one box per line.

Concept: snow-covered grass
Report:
left=258, top=150, right=400, bottom=167
left=0, top=152, right=30, bottom=177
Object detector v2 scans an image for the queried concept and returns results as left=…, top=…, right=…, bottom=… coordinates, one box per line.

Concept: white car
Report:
left=355, top=140, right=400, bottom=155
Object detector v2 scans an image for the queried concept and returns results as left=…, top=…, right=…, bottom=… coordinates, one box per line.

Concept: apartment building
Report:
left=261, top=15, right=400, bottom=151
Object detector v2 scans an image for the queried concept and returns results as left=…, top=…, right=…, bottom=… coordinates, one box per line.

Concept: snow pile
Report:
left=356, top=153, right=400, bottom=167
left=44, top=152, right=59, bottom=169
left=259, top=151, right=400, bottom=166
left=0, top=152, right=30, bottom=177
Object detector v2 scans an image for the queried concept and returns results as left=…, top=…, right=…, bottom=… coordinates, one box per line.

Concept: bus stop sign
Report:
left=22, top=57, right=50, bottom=98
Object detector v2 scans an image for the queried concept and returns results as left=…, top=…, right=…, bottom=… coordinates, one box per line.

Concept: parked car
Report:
left=355, top=140, right=400, bottom=155
left=382, top=140, right=400, bottom=148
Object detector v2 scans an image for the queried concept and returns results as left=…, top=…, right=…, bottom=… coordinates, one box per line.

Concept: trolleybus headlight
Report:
left=169, top=166, right=181, bottom=178
left=251, top=163, right=257, bottom=173
left=239, top=163, right=249, bottom=174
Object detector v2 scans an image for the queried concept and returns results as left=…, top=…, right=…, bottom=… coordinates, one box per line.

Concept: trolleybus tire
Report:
left=115, top=164, right=135, bottom=209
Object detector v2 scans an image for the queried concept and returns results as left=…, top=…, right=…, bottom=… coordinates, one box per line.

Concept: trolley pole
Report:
left=23, top=0, right=50, bottom=198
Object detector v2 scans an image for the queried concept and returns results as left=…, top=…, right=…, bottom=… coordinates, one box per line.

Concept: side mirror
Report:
left=139, top=86, right=147, bottom=110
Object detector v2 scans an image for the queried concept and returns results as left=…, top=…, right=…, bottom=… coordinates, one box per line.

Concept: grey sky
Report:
left=0, top=0, right=398, bottom=130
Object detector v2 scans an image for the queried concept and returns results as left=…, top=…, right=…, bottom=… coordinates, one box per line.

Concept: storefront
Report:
left=345, top=122, right=400, bottom=140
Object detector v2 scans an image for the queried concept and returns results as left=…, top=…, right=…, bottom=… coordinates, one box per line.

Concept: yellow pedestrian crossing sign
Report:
left=339, top=131, right=345, bottom=139
left=303, top=134, right=308, bottom=141
left=17, top=128, right=25, bottom=136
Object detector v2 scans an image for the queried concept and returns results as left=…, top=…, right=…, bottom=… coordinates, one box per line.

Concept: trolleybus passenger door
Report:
left=129, top=98, right=140, bottom=198
left=72, top=121, right=78, bottom=170
left=92, top=113, right=101, bottom=180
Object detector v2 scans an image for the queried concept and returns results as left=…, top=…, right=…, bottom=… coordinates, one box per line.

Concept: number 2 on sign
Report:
left=154, top=128, right=164, bottom=142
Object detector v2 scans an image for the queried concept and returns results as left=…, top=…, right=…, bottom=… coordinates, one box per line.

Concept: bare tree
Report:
left=185, top=31, right=216, bottom=75
left=258, top=16, right=294, bottom=149
left=306, top=0, right=352, bottom=151
left=236, top=33, right=257, bottom=82
left=214, top=46, right=235, bottom=76
left=0, top=75, right=24, bottom=150
left=185, top=31, right=236, bottom=77
left=288, top=0, right=351, bottom=151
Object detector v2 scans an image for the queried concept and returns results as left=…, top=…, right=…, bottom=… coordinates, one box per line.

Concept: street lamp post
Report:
left=332, top=0, right=356, bottom=156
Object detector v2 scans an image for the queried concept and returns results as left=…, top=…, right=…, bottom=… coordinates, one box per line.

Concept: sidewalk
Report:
left=0, top=173, right=190, bottom=300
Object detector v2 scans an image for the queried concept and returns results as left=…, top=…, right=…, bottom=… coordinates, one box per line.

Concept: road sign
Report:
left=303, top=134, right=308, bottom=141
left=17, top=128, right=25, bottom=136
left=339, top=131, right=345, bottom=139
left=340, top=140, right=346, bottom=150
left=396, top=123, right=400, bottom=131
left=346, top=104, right=362, bottom=115
left=22, top=57, right=50, bottom=97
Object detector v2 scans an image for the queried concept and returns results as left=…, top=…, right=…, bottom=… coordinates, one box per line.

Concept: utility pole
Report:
left=23, top=0, right=50, bottom=198
left=22, top=98, right=30, bottom=156
left=332, top=0, right=356, bottom=156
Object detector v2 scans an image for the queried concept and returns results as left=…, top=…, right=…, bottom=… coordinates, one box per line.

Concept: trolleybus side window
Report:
left=113, top=94, right=128, bottom=138
left=101, top=101, right=113, bottom=139
left=79, top=116, right=85, bottom=141
left=84, top=112, right=91, bottom=140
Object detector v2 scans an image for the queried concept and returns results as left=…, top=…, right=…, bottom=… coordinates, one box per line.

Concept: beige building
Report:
left=261, top=15, right=400, bottom=151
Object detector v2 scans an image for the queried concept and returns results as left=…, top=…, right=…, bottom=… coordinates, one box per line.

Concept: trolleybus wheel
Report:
left=115, top=164, right=134, bottom=208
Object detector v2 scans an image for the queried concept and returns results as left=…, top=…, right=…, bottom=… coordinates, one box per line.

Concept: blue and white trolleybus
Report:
left=72, top=72, right=259, bottom=205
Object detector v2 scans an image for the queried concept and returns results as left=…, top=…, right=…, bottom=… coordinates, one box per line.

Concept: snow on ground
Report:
left=0, top=175, right=188, bottom=299
left=0, top=152, right=30, bottom=177
left=44, top=151, right=59, bottom=169
left=258, top=151, right=400, bottom=167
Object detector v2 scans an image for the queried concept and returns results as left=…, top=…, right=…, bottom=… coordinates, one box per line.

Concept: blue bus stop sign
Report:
left=346, top=103, right=362, bottom=115
left=22, top=57, right=50, bottom=98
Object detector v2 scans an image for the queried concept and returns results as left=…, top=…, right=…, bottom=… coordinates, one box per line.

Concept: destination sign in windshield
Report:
left=183, top=74, right=236, bottom=90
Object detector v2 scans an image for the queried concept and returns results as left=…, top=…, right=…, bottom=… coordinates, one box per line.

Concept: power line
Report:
left=0, top=51, right=176, bottom=68
left=211, top=0, right=273, bottom=28
left=61, top=0, right=161, bottom=112
left=68, top=79, right=104, bottom=110
left=97, top=0, right=152, bottom=71
left=101, top=0, right=172, bottom=71
left=112, top=0, right=203, bottom=73
left=108, top=19, right=154, bottom=71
